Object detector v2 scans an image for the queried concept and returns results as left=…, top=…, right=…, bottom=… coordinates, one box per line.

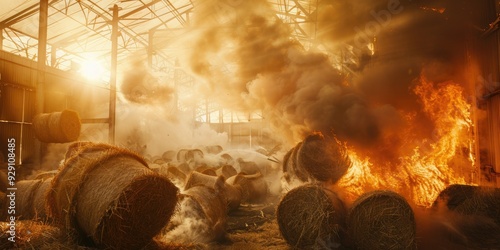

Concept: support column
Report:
left=35, top=0, right=48, bottom=165
left=108, top=4, right=119, bottom=144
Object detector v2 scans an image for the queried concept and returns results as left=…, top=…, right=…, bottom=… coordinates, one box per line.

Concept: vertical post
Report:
left=109, top=4, right=119, bottom=144
left=35, top=0, right=49, bottom=165
left=0, top=28, right=3, bottom=50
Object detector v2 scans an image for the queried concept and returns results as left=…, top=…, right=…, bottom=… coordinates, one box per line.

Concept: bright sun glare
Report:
left=79, top=60, right=106, bottom=81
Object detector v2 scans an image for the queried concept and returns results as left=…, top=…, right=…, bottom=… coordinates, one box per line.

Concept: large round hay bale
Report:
left=184, top=171, right=242, bottom=211
left=46, top=142, right=179, bottom=249
left=32, top=177, right=52, bottom=220
left=238, top=159, right=261, bottom=175
left=283, top=142, right=309, bottom=182
left=181, top=185, right=227, bottom=241
left=32, top=110, right=81, bottom=143
left=194, top=165, right=217, bottom=176
left=277, top=184, right=347, bottom=249
left=32, top=170, right=58, bottom=180
left=227, top=172, right=268, bottom=204
left=297, top=132, right=350, bottom=183
left=348, top=190, right=416, bottom=250
left=433, top=184, right=500, bottom=225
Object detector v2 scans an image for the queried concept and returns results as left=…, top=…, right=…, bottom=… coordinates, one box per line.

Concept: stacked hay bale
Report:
left=276, top=184, right=347, bottom=249
left=282, top=132, right=351, bottom=184
left=216, top=164, right=237, bottom=180
left=32, top=110, right=81, bottom=143
left=47, top=142, right=179, bottom=249
left=347, top=190, right=416, bottom=250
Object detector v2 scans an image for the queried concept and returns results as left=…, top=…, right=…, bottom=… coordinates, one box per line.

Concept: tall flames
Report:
left=338, top=77, right=475, bottom=207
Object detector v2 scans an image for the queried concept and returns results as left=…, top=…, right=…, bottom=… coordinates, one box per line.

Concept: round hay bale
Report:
left=177, top=149, right=190, bottom=163
left=348, top=190, right=416, bottom=250
left=284, top=142, right=309, bottom=182
left=166, top=166, right=187, bottom=183
left=181, top=185, right=227, bottom=241
left=238, top=159, right=261, bottom=175
left=433, top=184, right=500, bottom=225
left=32, top=177, right=52, bottom=220
left=227, top=172, right=268, bottom=204
left=15, top=179, right=43, bottom=220
left=277, top=184, right=347, bottom=249
left=185, top=171, right=242, bottom=211
left=46, top=142, right=179, bottom=249
left=216, top=165, right=237, bottom=179
left=194, top=165, right=217, bottom=176
left=297, top=132, right=350, bottom=183
left=64, top=141, right=93, bottom=161
left=32, top=110, right=81, bottom=143
left=205, top=145, right=223, bottom=155
left=162, top=150, right=177, bottom=163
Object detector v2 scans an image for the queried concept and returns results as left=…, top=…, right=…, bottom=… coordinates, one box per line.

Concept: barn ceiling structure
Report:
left=0, top=0, right=342, bottom=122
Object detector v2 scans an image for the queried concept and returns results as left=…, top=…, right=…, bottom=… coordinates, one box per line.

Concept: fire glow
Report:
left=338, top=77, right=475, bottom=207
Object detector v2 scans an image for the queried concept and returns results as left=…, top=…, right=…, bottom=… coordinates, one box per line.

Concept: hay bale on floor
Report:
left=31, top=170, right=58, bottom=180
left=297, top=132, right=351, bottom=183
left=32, top=110, right=81, bottom=143
left=227, top=172, right=268, bottom=204
left=348, top=190, right=416, bottom=250
left=216, top=165, right=237, bottom=179
left=46, top=142, right=179, bottom=249
left=282, top=142, right=309, bottom=183
left=180, top=185, right=227, bottom=241
left=184, top=171, right=242, bottom=211
left=162, top=150, right=177, bottom=163
left=433, top=184, right=500, bottom=225
left=277, top=184, right=347, bottom=249
left=194, top=166, right=217, bottom=176
left=16, top=179, right=43, bottom=220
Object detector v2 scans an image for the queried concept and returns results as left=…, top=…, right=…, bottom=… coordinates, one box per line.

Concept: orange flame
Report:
left=338, top=77, right=475, bottom=207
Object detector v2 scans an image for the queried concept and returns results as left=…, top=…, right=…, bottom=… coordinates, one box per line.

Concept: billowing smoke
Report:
left=120, top=58, right=176, bottom=105
left=178, top=0, right=487, bottom=165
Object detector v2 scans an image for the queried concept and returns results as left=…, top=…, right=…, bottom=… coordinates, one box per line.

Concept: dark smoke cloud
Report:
left=182, top=0, right=487, bottom=162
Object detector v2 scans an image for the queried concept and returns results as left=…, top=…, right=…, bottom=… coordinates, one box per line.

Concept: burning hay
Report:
left=347, top=190, right=416, bottom=250
left=15, top=178, right=50, bottom=220
left=46, top=142, right=179, bottom=249
left=297, top=133, right=351, bottom=183
left=32, top=110, right=81, bottom=143
left=276, top=184, right=347, bottom=249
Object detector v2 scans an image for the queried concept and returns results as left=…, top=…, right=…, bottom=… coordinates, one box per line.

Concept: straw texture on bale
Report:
left=181, top=185, right=227, bottom=241
left=167, top=166, right=187, bottom=183
left=15, top=179, right=44, bottom=220
left=184, top=171, right=242, bottom=211
left=32, top=170, right=58, bottom=180
left=297, top=132, right=351, bottom=183
left=348, top=190, right=416, bottom=250
left=46, top=142, right=179, bottom=249
left=277, top=184, right=347, bottom=249
left=32, top=110, right=81, bottom=143
left=282, top=142, right=309, bottom=182
left=433, top=184, right=500, bottom=225
left=227, top=172, right=268, bottom=204
left=32, top=177, right=52, bottom=220
left=194, top=166, right=217, bottom=176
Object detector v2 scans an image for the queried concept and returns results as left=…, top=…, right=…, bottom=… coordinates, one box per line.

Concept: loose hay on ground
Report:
left=276, top=184, right=347, bottom=249
left=347, top=190, right=416, bottom=250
